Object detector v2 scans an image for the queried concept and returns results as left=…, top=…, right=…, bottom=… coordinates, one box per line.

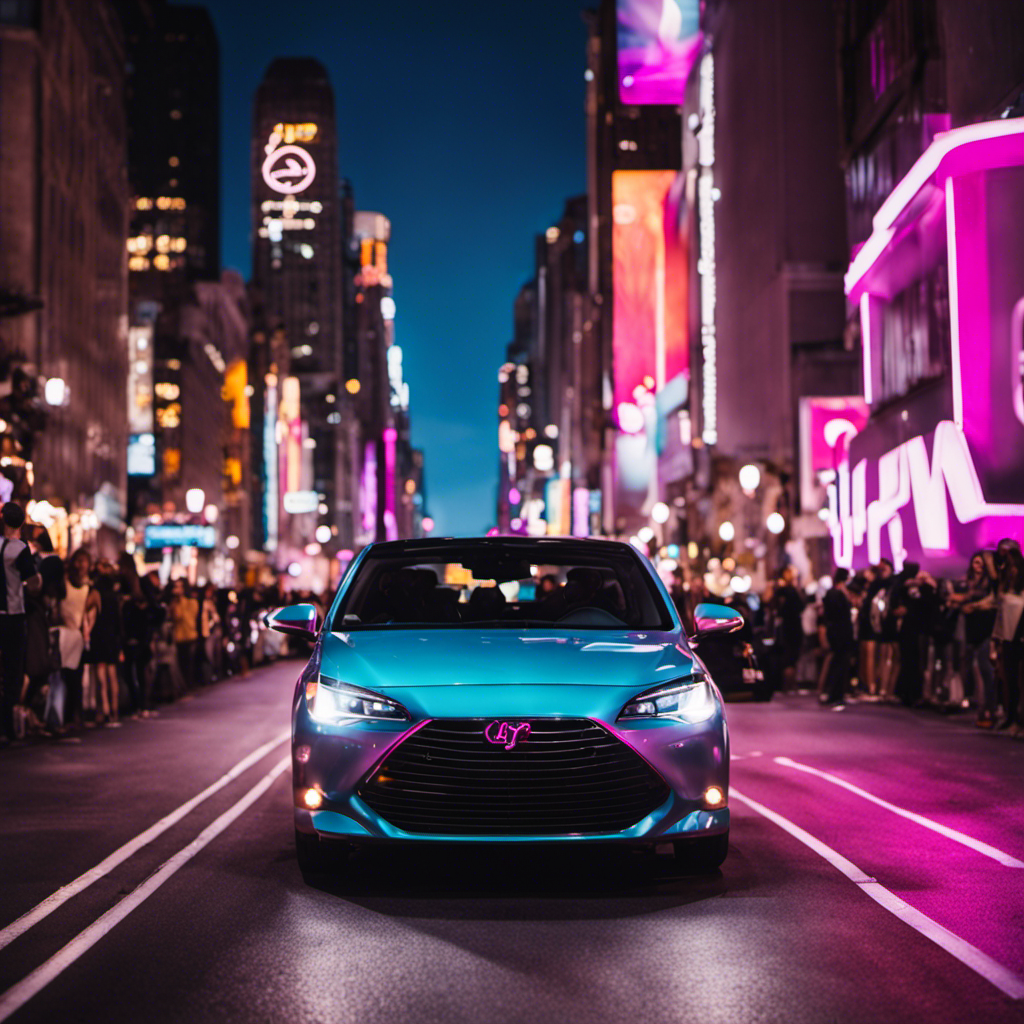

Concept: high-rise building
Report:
left=679, top=0, right=854, bottom=576
left=120, top=1, right=220, bottom=283
left=0, top=0, right=130, bottom=555
left=497, top=197, right=590, bottom=538
left=118, top=0, right=231, bottom=543
left=252, top=58, right=347, bottom=560
left=585, top=0, right=685, bottom=538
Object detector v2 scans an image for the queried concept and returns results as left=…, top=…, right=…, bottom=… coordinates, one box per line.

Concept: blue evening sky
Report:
left=183, top=0, right=589, bottom=536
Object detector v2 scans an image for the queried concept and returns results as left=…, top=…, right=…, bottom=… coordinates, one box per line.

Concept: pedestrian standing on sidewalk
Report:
left=952, top=551, right=998, bottom=726
left=993, top=548, right=1024, bottom=735
left=0, top=502, right=41, bottom=745
left=89, top=560, right=125, bottom=727
left=169, top=579, right=199, bottom=690
left=822, top=569, right=855, bottom=708
left=772, top=566, right=805, bottom=693
left=59, top=548, right=100, bottom=728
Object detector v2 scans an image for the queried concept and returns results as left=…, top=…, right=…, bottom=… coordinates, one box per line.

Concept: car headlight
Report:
left=306, top=677, right=409, bottom=724
left=618, top=674, right=717, bottom=724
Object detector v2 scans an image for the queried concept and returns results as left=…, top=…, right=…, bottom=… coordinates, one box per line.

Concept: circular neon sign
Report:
left=262, top=144, right=316, bottom=195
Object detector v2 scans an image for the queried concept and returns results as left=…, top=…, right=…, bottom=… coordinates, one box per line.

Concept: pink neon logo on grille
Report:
left=484, top=721, right=531, bottom=750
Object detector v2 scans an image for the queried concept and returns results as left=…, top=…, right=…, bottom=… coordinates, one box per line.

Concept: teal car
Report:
left=270, top=536, right=742, bottom=875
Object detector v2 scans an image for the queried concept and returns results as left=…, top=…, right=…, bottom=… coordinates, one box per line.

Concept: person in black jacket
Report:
left=822, top=570, right=855, bottom=708
left=0, top=502, right=42, bottom=744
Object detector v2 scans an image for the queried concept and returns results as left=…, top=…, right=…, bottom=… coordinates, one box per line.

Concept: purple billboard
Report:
left=831, top=119, right=1024, bottom=573
left=616, top=0, right=701, bottom=106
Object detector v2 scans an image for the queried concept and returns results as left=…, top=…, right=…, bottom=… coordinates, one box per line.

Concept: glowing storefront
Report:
left=830, top=119, right=1024, bottom=573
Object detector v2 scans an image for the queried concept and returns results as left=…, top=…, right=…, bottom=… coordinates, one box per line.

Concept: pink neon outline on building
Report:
left=833, top=116, right=1024, bottom=568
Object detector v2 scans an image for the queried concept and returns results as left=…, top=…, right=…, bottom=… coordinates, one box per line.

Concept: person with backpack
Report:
left=0, top=502, right=42, bottom=745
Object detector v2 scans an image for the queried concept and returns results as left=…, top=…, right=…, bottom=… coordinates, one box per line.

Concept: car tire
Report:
left=673, top=831, right=728, bottom=873
left=295, top=828, right=330, bottom=876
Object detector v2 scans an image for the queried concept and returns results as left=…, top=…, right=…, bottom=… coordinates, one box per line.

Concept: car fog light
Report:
left=704, top=786, right=725, bottom=807
left=302, top=788, right=323, bottom=810
left=295, top=745, right=311, bottom=764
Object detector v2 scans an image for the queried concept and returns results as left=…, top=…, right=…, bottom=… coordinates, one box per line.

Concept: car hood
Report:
left=319, top=627, right=696, bottom=720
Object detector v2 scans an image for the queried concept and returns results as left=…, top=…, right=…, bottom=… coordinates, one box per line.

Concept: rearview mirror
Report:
left=267, top=603, right=319, bottom=640
left=691, top=602, right=744, bottom=641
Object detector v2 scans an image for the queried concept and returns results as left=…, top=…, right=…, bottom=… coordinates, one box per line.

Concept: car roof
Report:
left=362, top=536, right=636, bottom=558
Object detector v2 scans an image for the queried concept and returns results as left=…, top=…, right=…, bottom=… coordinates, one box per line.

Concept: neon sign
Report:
left=831, top=117, right=1024, bottom=570
left=484, top=721, right=531, bottom=750
left=697, top=51, right=717, bottom=445
left=261, top=130, right=316, bottom=195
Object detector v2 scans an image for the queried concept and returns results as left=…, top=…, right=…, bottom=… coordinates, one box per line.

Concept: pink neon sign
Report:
left=484, top=721, right=531, bottom=750
left=833, top=118, right=1024, bottom=571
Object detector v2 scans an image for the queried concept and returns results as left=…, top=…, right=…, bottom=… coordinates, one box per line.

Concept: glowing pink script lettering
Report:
left=484, top=721, right=531, bottom=750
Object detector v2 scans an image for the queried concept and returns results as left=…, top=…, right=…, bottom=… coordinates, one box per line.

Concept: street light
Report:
left=185, top=488, right=205, bottom=514
left=738, top=464, right=761, bottom=491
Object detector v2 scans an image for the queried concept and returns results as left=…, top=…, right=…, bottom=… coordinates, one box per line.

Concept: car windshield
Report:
left=328, top=540, right=675, bottom=631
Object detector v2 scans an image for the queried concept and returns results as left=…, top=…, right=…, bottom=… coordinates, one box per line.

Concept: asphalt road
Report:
left=2, top=660, right=1024, bottom=1024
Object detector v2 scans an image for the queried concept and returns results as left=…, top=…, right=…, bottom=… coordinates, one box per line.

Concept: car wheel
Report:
left=295, top=828, right=330, bottom=876
left=673, top=831, right=728, bottom=873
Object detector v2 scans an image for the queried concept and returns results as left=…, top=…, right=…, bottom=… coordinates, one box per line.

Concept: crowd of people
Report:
left=766, top=539, right=1024, bottom=730
left=0, top=502, right=321, bottom=746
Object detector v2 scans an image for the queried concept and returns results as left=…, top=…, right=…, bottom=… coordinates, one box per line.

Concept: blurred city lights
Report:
left=533, top=444, right=555, bottom=472
left=766, top=512, right=786, bottom=534
left=185, top=488, right=205, bottom=514
left=738, top=464, right=761, bottom=491
left=508, top=487, right=521, bottom=504
left=44, top=377, right=67, bottom=406
left=616, top=402, right=645, bottom=435
left=637, top=526, right=654, bottom=543
left=287, top=562, right=302, bottom=577
left=421, top=517, right=435, bottom=533
left=345, top=378, right=361, bottom=394
left=651, top=501, right=670, bottom=524
left=225, top=535, right=240, bottom=550
left=204, top=504, right=218, bottom=522
left=315, top=525, right=332, bottom=543
left=718, top=521, right=735, bottom=542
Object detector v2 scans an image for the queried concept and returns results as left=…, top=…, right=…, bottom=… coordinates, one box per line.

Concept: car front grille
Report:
left=357, top=718, right=669, bottom=836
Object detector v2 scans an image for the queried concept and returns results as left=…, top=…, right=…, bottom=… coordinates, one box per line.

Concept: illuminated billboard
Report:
left=798, top=397, right=869, bottom=512
left=612, top=170, right=688, bottom=413
left=616, top=0, right=701, bottom=106
left=832, top=119, right=1024, bottom=572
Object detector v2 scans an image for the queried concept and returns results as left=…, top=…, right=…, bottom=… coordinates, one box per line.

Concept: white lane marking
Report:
left=0, top=729, right=290, bottom=951
left=774, top=756, right=1024, bottom=869
left=731, top=787, right=1024, bottom=1000
left=0, top=756, right=290, bottom=1023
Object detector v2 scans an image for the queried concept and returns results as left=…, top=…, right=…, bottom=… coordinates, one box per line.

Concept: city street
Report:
left=2, top=660, right=1023, bottom=1024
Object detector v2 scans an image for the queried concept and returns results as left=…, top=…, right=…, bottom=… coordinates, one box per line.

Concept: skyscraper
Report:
left=0, top=0, right=130, bottom=554
left=252, top=58, right=346, bottom=558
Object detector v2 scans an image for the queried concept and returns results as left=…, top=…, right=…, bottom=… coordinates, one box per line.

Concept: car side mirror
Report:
left=267, top=603, right=319, bottom=640
left=691, top=602, right=744, bottom=641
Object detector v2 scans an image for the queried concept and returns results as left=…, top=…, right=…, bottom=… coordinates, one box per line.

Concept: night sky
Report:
left=179, top=0, right=590, bottom=536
